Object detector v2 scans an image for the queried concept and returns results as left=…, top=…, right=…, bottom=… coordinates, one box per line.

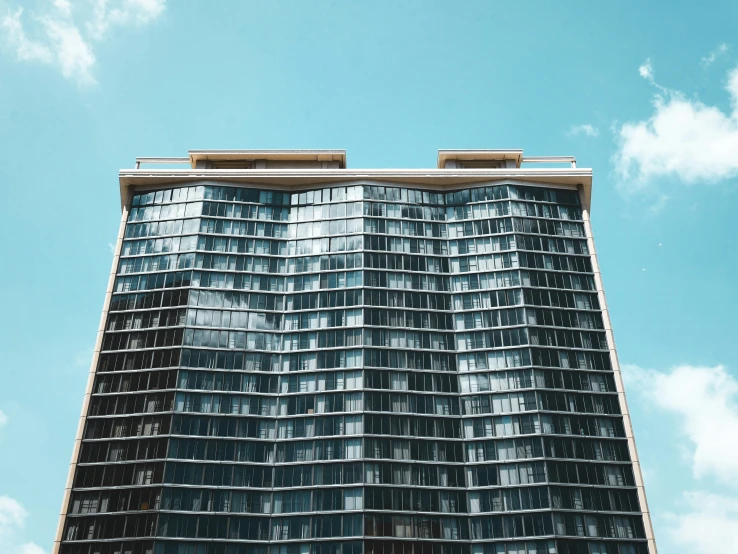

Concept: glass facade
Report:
left=58, top=180, right=650, bottom=554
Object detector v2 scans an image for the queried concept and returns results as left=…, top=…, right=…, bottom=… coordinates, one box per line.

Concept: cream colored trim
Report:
left=578, top=187, right=658, bottom=554
left=52, top=196, right=131, bottom=554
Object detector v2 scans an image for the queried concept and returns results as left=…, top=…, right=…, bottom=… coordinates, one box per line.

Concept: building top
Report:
left=122, top=149, right=591, bottom=208
left=188, top=150, right=347, bottom=169
left=437, top=150, right=524, bottom=169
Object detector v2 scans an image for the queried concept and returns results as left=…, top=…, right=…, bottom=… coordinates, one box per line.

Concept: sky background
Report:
left=1, top=1, right=738, bottom=552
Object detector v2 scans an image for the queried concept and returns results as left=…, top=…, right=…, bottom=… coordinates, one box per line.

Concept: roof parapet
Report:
left=134, top=151, right=347, bottom=170
left=438, top=150, right=576, bottom=169
left=188, top=150, right=346, bottom=169
left=438, top=150, right=523, bottom=169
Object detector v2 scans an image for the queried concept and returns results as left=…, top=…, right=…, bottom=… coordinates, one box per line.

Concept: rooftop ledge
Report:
left=121, top=149, right=591, bottom=208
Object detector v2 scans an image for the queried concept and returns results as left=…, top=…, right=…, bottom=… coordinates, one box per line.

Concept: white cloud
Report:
left=40, top=12, right=96, bottom=85
left=614, top=61, right=738, bottom=190
left=635, top=58, right=673, bottom=96
left=638, top=58, right=653, bottom=80
left=1, top=0, right=165, bottom=85
left=625, top=363, right=738, bottom=485
left=88, top=0, right=166, bottom=40
left=666, top=491, right=738, bottom=553
left=626, top=363, right=738, bottom=551
left=53, top=0, right=72, bottom=18
left=1, top=2, right=96, bottom=85
left=0, top=496, right=26, bottom=537
left=0, top=409, right=7, bottom=428
left=19, top=543, right=47, bottom=554
left=568, top=124, right=599, bottom=137
left=702, top=43, right=729, bottom=67
left=1, top=9, right=53, bottom=63
left=0, top=496, right=46, bottom=554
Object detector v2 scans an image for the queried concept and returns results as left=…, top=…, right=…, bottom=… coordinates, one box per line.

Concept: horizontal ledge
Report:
left=523, top=157, right=576, bottom=162
left=135, top=157, right=191, bottom=163
left=122, top=168, right=591, bottom=176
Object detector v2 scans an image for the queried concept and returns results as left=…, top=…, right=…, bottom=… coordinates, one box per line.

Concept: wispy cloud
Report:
left=625, top=363, right=738, bottom=552
left=0, top=410, right=7, bottom=428
left=1, top=9, right=53, bottom=64
left=613, top=60, right=738, bottom=191
left=0, top=496, right=46, bottom=554
left=625, top=363, right=738, bottom=484
left=0, top=497, right=26, bottom=538
left=87, top=0, right=165, bottom=40
left=702, top=43, right=729, bottom=68
left=568, top=124, right=599, bottom=137
left=1, top=0, right=165, bottom=86
left=638, top=58, right=654, bottom=81
left=74, top=346, right=93, bottom=368
left=53, top=0, right=72, bottom=18
left=637, top=57, right=672, bottom=94
left=41, top=9, right=96, bottom=85
left=666, top=491, right=738, bottom=554
left=647, top=194, right=670, bottom=214
left=17, top=538, right=46, bottom=552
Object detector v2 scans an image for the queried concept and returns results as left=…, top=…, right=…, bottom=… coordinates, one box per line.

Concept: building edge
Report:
left=577, top=184, right=658, bottom=554
left=52, top=190, right=133, bottom=554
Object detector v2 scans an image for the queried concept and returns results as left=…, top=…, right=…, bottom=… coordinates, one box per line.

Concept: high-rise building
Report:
left=54, top=150, right=657, bottom=554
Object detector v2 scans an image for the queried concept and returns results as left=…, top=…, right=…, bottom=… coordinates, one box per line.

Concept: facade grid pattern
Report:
left=57, top=180, right=650, bottom=554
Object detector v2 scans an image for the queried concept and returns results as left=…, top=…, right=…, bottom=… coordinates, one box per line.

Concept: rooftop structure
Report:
left=121, top=150, right=591, bottom=209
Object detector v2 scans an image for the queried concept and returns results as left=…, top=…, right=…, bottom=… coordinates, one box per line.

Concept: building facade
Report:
left=54, top=150, right=657, bottom=554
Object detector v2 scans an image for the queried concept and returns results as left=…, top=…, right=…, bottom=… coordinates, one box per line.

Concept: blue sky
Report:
left=1, top=1, right=738, bottom=552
